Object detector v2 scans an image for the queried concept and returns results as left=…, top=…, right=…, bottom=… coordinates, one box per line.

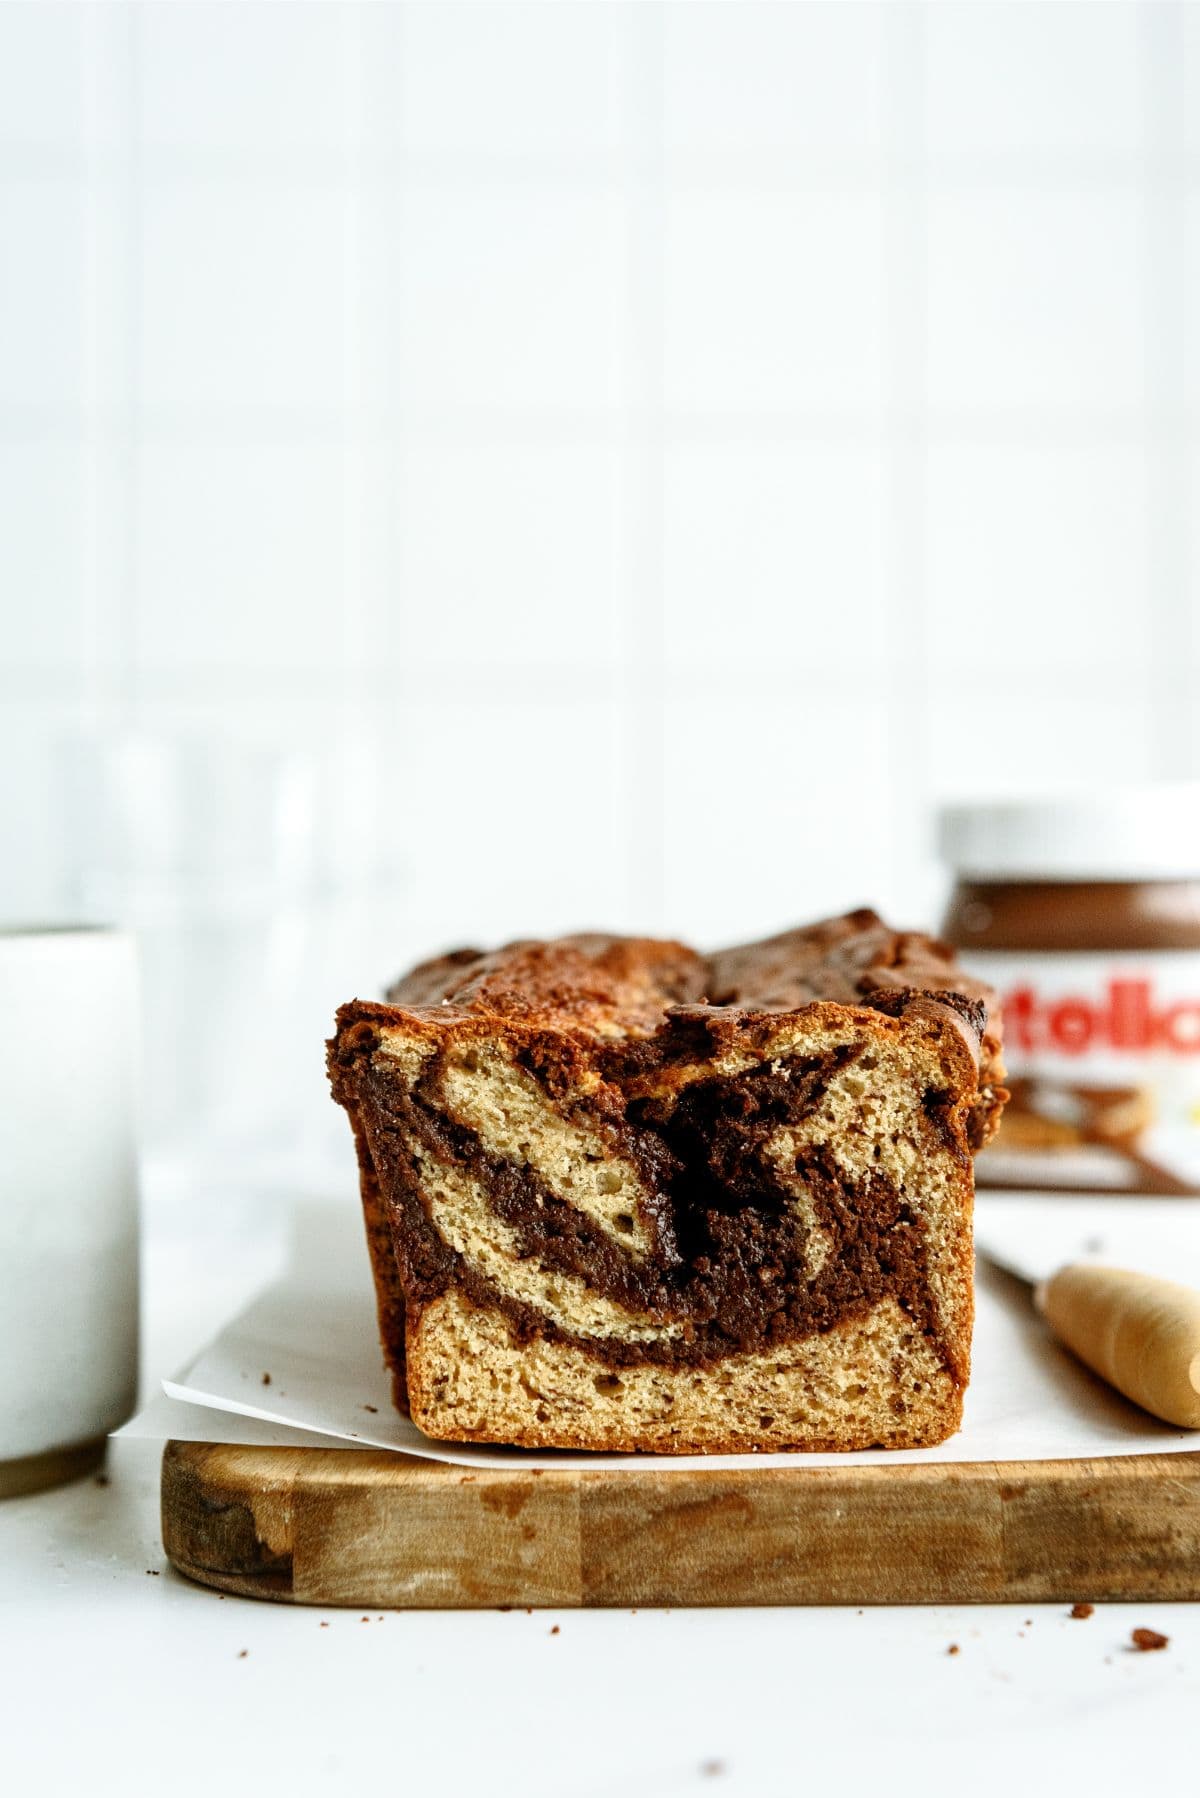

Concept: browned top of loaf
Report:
left=385, top=908, right=1004, bottom=1091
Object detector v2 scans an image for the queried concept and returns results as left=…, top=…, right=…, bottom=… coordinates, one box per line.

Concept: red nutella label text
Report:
left=1004, top=978, right=1200, bottom=1057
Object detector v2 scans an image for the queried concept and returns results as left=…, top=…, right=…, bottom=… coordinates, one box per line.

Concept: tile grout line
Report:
left=80, top=2, right=139, bottom=732
left=386, top=3, right=410, bottom=756
left=18, top=141, right=1200, bottom=191
left=0, top=659, right=1162, bottom=708
left=619, top=4, right=666, bottom=930
left=79, top=2, right=103, bottom=727
left=340, top=1, right=366, bottom=729
left=5, top=410, right=1200, bottom=451
left=1141, top=1, right=1193, bottom=776
left=119, top=3, right=141, bottom=729
left=882, top=3, right=932, bottom=919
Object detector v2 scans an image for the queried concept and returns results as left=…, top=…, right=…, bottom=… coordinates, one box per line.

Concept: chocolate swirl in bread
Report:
left=329, top=910, right=1006, bottom=1454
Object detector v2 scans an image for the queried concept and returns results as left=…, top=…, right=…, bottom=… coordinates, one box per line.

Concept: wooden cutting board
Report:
left=161, top=1440, right=1200, bottom=1607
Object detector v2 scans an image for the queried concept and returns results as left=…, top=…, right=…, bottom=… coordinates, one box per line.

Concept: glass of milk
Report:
left=0, top=927, right=139, bottom=1495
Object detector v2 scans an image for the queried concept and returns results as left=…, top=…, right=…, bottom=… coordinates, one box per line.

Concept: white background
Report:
left=3, top=0, right=1200, bottom=963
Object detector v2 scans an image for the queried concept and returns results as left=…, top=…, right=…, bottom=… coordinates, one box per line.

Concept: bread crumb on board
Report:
left=1130, top=1628, right=1169, bottom=1652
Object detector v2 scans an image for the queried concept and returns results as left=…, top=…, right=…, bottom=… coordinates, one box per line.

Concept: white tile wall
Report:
left=923, top=444, right=1150, bottom=675
left=138, top=3, right=350, bottom=154
left=926, top=187, right=1147, bottom=417
left=1187, top=5, right=1200, bottom=157
left=136, top=441, right=347, bottom=675
left=398, top=442, right=623, bottom=672
left=138, top=174, right=349, bottom=414
left=660, top=690, right=894, bottom=947
left=662, top=444, right=888, bottom=670
left=662, top=3, right=885, bottom=161
left=0, top=175, right=88, bottom=412
left=0, top=442, right=88, bottom=669
left=0, top=4, right=86, bottom=151
left=1186, top=194, right=1200, bottom=407
left=935, top=678, right=1161, bottom=799
left=923, top=3, right=1143, bottom=157
left=2, top=0, right=1199, bottom=970
left=664, top=186, right=886, bottom=417
left=397, top=691, right=631, bottom=948
left=398, top=181, right=627, bottom=416
left=395, top=2, right=623, bottom=160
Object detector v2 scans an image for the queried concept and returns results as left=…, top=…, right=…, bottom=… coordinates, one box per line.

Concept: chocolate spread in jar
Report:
left=939, top=788, right=1200, bottom=1193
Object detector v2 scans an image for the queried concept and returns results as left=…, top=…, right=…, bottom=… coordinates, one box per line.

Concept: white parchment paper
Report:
left=118, top=1195, right=1200, bottom=1470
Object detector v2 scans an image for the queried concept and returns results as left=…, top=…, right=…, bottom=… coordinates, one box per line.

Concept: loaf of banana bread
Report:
left=328, top=911, right=1005, bottom=1453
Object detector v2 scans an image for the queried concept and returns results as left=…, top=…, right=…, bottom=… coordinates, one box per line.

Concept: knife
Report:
left=976, top=1235, right=1200, bottom=1429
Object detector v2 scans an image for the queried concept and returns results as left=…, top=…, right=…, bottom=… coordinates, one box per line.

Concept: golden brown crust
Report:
left=387, top=933, right=704, bottom=1034
left=387, top=910, right=993, bottom=1034
left=380, top=909, right=1006, bottom=1145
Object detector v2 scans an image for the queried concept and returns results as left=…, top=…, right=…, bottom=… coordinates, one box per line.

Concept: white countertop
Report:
left=3, top=1186, right=1197, bottom=1797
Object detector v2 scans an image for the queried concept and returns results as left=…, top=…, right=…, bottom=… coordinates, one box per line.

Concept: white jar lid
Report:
left=939, top=785, right=1200, bottom=882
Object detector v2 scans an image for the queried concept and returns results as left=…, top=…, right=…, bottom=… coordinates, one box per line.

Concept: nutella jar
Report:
left=940, top=787, right=1200, bottom=1194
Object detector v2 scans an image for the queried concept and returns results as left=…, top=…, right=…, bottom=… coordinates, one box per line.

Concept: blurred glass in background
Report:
left=53, top=733, right=403, bottom=1189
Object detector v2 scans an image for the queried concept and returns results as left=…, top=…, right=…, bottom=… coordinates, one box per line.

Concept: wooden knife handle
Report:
left=1036, top=1265, right=1200, bottom=1429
